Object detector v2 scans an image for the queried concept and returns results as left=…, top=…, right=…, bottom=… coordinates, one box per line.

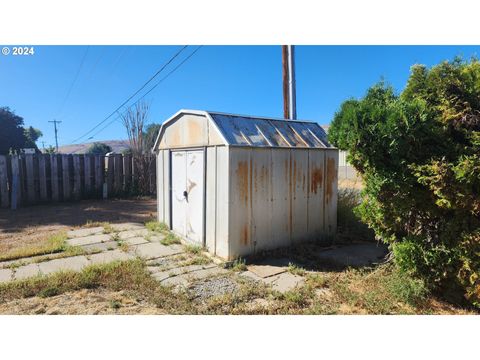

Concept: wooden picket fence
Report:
left=0, top=154, right=156, bottom=209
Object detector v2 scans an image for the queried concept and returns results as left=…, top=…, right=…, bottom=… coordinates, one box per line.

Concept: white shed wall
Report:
left=227, top=147, right=338, bottom=259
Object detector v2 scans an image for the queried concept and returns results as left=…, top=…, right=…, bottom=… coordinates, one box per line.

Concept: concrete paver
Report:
left=148, top=234, right=166, bottom=242
left=67, top=226, right=104, bottom=238
left=38, top=256, right=90, bottom=275
left=185, top=266, right=228, bottom=280
left=14, top=263, right=41, bottom=280
left=151, top=264, right=217, bottom=282
left=68, top=234, right=112, bottom=247
left=239, top=270, right=263, bottom=282
left=160, top=275, right=190, bottom=288
left=81, top=241, right=118, bottom=253
left=88, top=250, right=135, bottom=265
left=132, top=242, right=184, bottom=260
left=0, top=268, right=13, bottom=283
left=118, top=229, right=149, bottom=240
left=264, top=272, right=304, bottom=293
left=123, top=236, right=149, bottom=246
left=110, top=223, right=145, bottom=232
left=247, top=264, right=287, bottom=278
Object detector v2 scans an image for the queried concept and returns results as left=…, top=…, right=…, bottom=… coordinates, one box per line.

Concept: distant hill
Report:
left=56, top=140, right=131, bottom=154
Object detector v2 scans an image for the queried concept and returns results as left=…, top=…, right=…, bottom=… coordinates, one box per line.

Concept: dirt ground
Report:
left=0, top=288, right=165, bottom=315
left=0, top=198, right=157, bottom=254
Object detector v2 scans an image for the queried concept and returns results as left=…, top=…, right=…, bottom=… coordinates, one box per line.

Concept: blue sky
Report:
left=1, top=45, right=480, bottom=148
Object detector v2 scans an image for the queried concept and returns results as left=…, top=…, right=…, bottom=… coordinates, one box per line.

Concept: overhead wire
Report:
left=68, top=45, right=188, bottom=145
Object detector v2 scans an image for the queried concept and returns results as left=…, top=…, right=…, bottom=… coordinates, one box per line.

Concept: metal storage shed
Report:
left=153, top=109, right=338, bottom=260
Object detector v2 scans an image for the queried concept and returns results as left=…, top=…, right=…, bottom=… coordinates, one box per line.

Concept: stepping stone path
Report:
left=240, top=258, right=305, bottom=292
left=0, top=221, right=308, bottom=296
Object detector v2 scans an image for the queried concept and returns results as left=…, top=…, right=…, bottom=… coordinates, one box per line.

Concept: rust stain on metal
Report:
left=241, top=223, right=249, bottom=246
left=236, top=161, right=249, bottom=206
left=325, top=157, right=337, bottom=203
left=310, top=167, right=323, bottom=194
left=186, top=179, right=197, bottom=193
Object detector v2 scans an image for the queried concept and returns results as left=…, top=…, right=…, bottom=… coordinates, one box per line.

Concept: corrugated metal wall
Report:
left=228, top=147, right=338, bottom=259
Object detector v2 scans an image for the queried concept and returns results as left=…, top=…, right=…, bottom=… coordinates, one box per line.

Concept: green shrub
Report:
left=337, top=188, right=375, bottom=242
left=329, top=58, right=480, bottom=308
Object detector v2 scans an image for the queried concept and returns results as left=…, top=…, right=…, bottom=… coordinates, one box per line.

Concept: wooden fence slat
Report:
left=0, top=155, right=9, bottom=208
left=25, top=155, right=36, bottom=204
left=19, top=155, right=27, bottom=205
left=123, top=154, right=132, bottom=193
left=106, top=155, right=114, bottom=198
left=73, top=155, right=82, bottom=200
left=62, top=155, right=71, bottom=201
left=51, top=155, right=60, bottom=201
left=38, top=155, right=48, bottom=201
left=84, top=155, right=92, bottom=195
left=113, top=154, right=123, bottom=195
left=1, top=153, right=156, bottom=208
left=11, top=155, right=21, bottom=209
left=94, top=155, right=104, bottom=196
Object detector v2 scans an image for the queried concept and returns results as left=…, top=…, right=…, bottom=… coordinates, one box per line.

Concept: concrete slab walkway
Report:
left=0, top=221, right=320, bottom=296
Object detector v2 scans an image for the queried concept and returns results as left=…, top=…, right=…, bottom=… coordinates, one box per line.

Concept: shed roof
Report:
left=153, top=109, right=332, bottom=150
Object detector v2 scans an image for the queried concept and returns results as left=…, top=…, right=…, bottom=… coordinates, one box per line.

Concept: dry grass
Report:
left=0, top=232, right=68, bottom=262
left=0, top=258, right=474, bottom=315
left=0, top=259, right=195, bottom=314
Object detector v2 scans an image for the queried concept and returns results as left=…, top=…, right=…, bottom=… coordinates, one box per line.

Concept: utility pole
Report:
left=282, top=45, right=297, bottom=120
left=48, top=119, right=62, bottom=152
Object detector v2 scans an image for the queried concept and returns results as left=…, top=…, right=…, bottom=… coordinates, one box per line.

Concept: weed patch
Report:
left=0, top=232, right=68, bottom=262
left=145, top=221, right=169, bottom=233
left=161, top=233, right=181, bottom=246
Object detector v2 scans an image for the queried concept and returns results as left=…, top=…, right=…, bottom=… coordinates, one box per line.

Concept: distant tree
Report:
left=121, top=147, right=133, bottom=155
left=86, top=142, right=112, bottom=155
left=23, top=126, right=43, bottom=150
left=0, top=107, right=43, bottom=154
left=144, top=123, right=161, bottom=150
left=44, top=145, right=57, bottom=154
left=0, top=107, right=27, bottom=155
left=121, top=101, right=153, bottom=194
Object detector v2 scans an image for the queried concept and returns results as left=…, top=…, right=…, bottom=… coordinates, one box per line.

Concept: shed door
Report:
left=171, top=150, right=204, bottom=244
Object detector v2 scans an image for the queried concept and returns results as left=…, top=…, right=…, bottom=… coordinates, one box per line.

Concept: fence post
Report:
left=0, top=155, right=9, bottom=208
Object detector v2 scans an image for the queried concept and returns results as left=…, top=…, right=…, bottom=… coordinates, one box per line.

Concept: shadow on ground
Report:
left=246, top=241, right=389, bottom=272
left=0, top=198, right=157, bottom=233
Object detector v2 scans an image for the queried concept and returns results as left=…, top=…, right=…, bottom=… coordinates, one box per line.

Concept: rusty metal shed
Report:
left=153, top=109, right=338, bottom=260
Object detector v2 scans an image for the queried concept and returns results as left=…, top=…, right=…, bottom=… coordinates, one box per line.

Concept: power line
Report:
left=58, top=46, right=90, bottom=116
left=68, top=45, right=188, bottom=145
left=85, top=46, right=203, bottom=141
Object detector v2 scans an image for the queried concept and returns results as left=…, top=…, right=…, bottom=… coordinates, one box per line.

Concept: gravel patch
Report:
left=189, top=277, right=240, bottom=301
